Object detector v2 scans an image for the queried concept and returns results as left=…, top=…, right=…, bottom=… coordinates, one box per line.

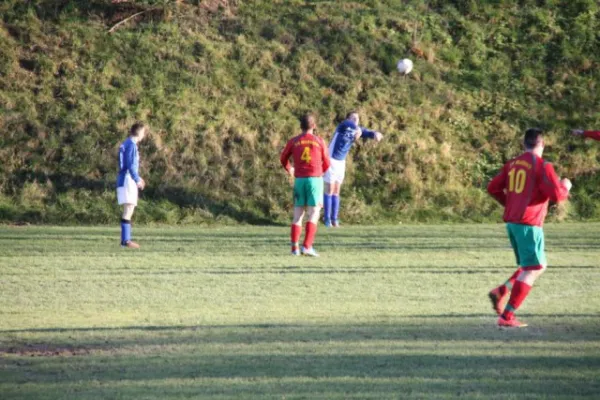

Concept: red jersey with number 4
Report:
left=280, top=133, right=330, bottom=178
left=487, top=152, right=569, bottom=227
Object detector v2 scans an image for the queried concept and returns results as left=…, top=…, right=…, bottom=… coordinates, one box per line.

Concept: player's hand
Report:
left=561, top=178, right=572, bottom=192
left=288, top=167, right=295, bottom=178
left=137, top=179, right=145, bottom=190
left=571, top=129, right=584, bottom=136
left=374, top=132, right=384, bottom=142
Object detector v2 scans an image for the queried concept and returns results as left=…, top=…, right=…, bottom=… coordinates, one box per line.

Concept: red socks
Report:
left=499, top=267, right=523, bottom=296
left=303, top=222, right=317, bottom=249
left=291, top=222, right=318, bottom=250
left=502, top=280, right=532, bottom=320
left=291, top=224, right=302, bottom=250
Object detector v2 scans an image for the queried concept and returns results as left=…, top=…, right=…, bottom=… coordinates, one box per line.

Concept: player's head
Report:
left=524, top=128, right=544, bottom=155
left=130, top=122, right=148, bottom=142
left=300, top=113, right=316, bottom=133
left=346, top=111, right=359, bottom=125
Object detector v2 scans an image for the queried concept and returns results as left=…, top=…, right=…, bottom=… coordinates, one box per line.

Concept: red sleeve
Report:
left=539, top=162, right=569, bottom=203
left=280, top=139, right=293, bottom=173
left=320, top=138, right=330, bottom=173
left=584, top=131, right=600, bottom=141
left=487, top=167, right=507, bottom=206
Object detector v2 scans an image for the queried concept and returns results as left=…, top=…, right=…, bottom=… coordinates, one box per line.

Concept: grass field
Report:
left=1, top=223, right=599, bottom=399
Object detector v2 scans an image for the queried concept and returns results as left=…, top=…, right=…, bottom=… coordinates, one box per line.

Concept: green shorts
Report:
left=506, top=223, right=546, bottom=270
left=294, top=177, right=323, bottom=207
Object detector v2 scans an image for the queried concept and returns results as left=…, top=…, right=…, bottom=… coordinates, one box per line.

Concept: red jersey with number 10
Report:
left=487, top=152, right=569, bottom=227
left=280, top=132, right=330, bottom=178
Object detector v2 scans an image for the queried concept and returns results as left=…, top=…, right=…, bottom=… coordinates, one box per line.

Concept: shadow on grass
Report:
left=2, top=376, right=599, bottom=400
left=1, top=321, right=600, bottom=398
left=4, top=265, right=595, bottom=275
left=50, top=266, right=593, bottom=276
left=3, top=0, right=162, bottom=24
left=5, top=171, right=276, bottom=225
left=5, top=225, right=600, bottom=255
left=2, top=317, right=599, bottom=341
left=144, top=185, right=278, bottom=226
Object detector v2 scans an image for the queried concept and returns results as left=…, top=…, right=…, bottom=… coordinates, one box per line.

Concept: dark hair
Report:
left=300, top=113, right=316, bottom=131
left=346, top=111, right=359, bottom=119
left=524, top=128, right=543, bottom=149
left=130, top=122, right=147, bottom=137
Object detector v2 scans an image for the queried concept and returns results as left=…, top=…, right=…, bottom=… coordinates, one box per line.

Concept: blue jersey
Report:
left=117, top=137, right=141, bottom=187
left=329, top=120, right=376, bottom=161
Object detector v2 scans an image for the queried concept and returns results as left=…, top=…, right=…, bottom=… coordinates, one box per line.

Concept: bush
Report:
left=1, top=0, right=600, bottom=224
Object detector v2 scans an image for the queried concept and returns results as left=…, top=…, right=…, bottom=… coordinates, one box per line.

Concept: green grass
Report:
left=1, top=224, right=599, bottom=399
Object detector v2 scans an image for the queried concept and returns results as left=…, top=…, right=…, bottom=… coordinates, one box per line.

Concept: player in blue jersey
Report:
left=117, top=122, right=148, bottom=248
left=323, top=111, right=383, bottom=227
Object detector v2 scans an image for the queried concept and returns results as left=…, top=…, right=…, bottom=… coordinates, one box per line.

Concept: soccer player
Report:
left=323, top=111, right=383, bottom=227
left=571, top=129, right=600, bottom=140
left=117, top=122, right=147, bottom=249
left=280, top=113, right=330, bottom=256
left=487, top=128, right=571, bottom=328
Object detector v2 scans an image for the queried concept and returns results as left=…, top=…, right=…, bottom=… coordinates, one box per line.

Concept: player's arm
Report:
left=280, top=140, right=294, bottom=176
left=540, top=162, right=570, bottom=203
left=572, top=129, right=600, bottom=141
left=360, top=126, right=383, bottom=142
left=487, top=167, right=507, bottom=206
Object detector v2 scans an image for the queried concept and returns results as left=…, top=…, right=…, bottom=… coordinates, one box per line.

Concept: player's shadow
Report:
left=8, top=171, right=109, bottom=193
left=7, top=170, right=277, bottom=225
left=144, top=185, right=278, bottom=225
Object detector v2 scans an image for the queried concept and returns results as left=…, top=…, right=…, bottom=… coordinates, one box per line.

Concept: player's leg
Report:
left=499, top=225, right=546, bottom=327
left=323, top=180, right=333, bottom=227
left=323, top=160, right=341, bottom=227
left=489, top=268, right=522, bottom=314
left=330, top=160, right=344, bottom=227
left=301, top=206, right=320, bottom=256
left=291, top=178, right=307, bottom=255
left=121, top=204, right=139, bottom=248
left=117, top=175, right=139, bottom=248
left=291, top=206, right=305, bottom=255
left=489, top=224, right=522, bottom=314
left=331, top=181, right=342, bottom=227
left=302, top=177, right=323, bottom=256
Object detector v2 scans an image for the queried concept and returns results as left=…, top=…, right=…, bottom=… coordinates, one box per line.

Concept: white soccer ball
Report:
left=397, top=58, right=413, bottom=75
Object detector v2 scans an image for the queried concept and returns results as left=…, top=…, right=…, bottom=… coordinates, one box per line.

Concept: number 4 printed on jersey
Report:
left=301, top=147, right=312, bottom=163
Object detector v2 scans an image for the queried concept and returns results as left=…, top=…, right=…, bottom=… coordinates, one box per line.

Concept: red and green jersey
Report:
left=280, top=132, right=330, bottom=178
left=487, top=152, right=569, bottom=227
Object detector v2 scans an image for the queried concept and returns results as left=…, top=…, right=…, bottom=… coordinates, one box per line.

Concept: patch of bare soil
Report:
left=1, top=344, right=91, bottom=357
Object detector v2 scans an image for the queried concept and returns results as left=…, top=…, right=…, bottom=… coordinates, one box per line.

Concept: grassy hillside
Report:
left=1, top=0, right=600, bottom=224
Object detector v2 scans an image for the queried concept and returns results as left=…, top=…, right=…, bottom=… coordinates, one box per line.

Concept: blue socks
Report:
left=121, top=219, right=131, bottom=244
left=323, top=194, right=332, bottom=222
left=324, top=194, right=340, bottom=224
left=331, top=195, right=340, bottom=222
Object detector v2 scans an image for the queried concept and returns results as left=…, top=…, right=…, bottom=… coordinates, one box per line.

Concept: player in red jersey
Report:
left=487, top=128, right=571, bottom=328
left=572, top=129, right=600, bottom=140
left=280, top=113, right=331, bottom=256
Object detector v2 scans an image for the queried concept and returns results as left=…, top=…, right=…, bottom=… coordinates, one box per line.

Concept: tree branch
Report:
left=108, top=9, right=153, bottom=34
